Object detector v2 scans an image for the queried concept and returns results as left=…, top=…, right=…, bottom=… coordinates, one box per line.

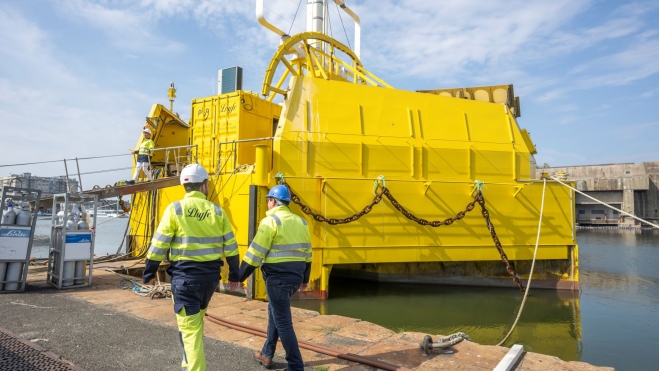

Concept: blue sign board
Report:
left=65, top=233, right=92, bottom=244
left=0, top=228, right=31, bottom=238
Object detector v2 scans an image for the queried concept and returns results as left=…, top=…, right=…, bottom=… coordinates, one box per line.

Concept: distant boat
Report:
left=89, top=210, right=114, bottom=218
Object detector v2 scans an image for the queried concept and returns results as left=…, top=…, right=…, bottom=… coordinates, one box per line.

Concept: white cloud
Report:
left=351, top=0, right=593, bottom=83
left=54, top=0, right=186, bottom=53
left=573, top=37, right=659, bottom=88
left=52, top=0, right=659, bottom=94
left=0, top=7, right=159, bottom=186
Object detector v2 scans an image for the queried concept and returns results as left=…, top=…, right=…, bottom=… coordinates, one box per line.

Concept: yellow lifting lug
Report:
left=321, top=178, right=327, bottom=194
left=513, top=184, right=525, bottom=197
left=423, top=181, right=432, bottom=196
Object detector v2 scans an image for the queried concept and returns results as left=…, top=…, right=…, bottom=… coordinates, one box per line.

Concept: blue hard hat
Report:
left=266, top=185, right=291, bottom=202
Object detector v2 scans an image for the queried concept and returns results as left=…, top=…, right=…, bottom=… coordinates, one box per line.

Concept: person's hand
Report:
left=228, top=281, right=243, bottom=292
left=299, top=283, right=308, bottom=292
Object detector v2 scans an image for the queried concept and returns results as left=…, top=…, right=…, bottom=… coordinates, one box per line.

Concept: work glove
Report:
left=228, top=281, right=244, bottom=292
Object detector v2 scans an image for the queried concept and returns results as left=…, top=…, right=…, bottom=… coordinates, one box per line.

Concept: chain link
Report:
left=476, top=195, right=525, bottom=293
left=118, top=197, right=131, bottom=213
left=283, top=183, right=525, bottom=292
left=383, top=188, right=478, bottom=226
left=287, top=185, right=385, bottom=225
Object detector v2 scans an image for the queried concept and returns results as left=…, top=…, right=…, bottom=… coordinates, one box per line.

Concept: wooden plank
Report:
left=493, top=344, right=524, bottom=371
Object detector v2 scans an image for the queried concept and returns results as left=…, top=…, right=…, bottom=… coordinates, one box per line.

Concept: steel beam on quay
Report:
left=37, top=177, right=180, bottom=209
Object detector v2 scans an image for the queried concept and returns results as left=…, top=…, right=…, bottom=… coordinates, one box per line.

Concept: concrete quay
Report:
left=1, top=263, right=614, bottom=371
left=538, top=161, right=659, bottom=227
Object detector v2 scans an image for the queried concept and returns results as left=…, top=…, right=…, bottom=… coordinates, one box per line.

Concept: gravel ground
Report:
left=0, top=284, right=294, bottom=371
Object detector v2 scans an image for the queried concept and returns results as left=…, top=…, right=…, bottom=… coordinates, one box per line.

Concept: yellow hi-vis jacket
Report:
left=243, top=205, right=312, bottom=267
left=138, top=139, right=154, bottom=156
left=146, top=191, right=238, bottom=262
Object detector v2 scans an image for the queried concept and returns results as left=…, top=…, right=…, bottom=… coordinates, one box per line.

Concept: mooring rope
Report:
left=107, top=269, right=171, bottom=299
left=496, top=178, right=546, bottom=346
left=550, top=176, right=659, bottom=229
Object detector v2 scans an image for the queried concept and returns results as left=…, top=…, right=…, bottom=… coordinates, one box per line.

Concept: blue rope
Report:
left=373, top=175, right=386, bottom=196
left=473, top=180, right=484, bottom=195
left=373, top=176, right=386, bottom=204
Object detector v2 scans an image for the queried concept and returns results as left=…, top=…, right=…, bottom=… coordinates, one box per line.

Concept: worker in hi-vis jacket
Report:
left=143, top=164, right=242, bottom=371
left=239, top=184, right=312, bottom=371
left=127, top=126, right=154, bottom=185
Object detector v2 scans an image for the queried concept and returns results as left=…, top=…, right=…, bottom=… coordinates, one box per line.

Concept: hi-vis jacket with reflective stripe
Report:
left=147, top=191, right=238, bottom=262
left=244, top=206, right=311, bottom=268
left=138, top=139, right=154, bottom=156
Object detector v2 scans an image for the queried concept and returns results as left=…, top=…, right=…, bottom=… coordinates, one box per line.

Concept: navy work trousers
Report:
left=262, top=283, right=304, bottom=371
left=171, top=277, right=218, bottom=315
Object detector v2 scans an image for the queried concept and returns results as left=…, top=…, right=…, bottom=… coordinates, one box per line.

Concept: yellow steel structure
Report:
left=129, top=32, right=578, bottom=299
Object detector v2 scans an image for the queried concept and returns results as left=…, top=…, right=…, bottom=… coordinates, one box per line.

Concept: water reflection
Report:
left=294, top=277, right=583, bottom=361
left=30, top=218, right=129, bottom=258
left=293, top=229, right=659, bottom=370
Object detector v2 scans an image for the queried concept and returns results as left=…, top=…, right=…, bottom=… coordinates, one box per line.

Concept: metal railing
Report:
left=149, top=144, right=198, bottom=177
left=216, top=137, right=273, bottom=173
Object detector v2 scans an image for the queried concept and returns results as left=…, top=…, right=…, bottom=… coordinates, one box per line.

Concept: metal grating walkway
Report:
left=0, top=328, right=85, bottom=371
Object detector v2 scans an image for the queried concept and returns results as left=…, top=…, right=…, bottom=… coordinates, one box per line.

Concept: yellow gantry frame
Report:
left=263, top=32, right=392, bottom=103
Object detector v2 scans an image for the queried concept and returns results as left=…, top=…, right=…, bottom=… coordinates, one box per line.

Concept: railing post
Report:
left=233, top=141, right=237, bottom=169
left=255, top=145, right=269, bottom=186
left=75, top=157, right=83, bottom=191
left=63, top=159, right=71, bottom=192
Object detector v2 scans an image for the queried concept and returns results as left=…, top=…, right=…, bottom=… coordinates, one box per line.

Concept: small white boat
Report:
left=90, top=210, right=114, bottom=218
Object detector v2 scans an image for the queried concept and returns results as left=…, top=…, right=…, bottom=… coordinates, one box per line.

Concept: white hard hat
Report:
left=180, top=164, right=209, bottom=184
left=143, top=128, right=152, bottom=135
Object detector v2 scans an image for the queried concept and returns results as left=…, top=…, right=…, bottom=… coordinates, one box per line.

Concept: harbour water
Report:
left=293, top=229, right=659, bottom=371
left=31, top=217, right=130, bottom=259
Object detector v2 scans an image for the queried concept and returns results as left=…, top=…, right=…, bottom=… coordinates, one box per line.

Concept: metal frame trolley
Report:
left=0, top=186, right=42, bottom=293
left=47, top=193, right=97, bottom=289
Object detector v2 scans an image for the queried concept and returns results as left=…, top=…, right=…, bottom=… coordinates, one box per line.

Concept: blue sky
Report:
left=1, top=0, right=658, bottom=188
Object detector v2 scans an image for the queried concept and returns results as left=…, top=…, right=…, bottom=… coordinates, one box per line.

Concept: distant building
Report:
left=537, top=162, right=659, bottom=227
left=0, top=172, right=79, bottom=197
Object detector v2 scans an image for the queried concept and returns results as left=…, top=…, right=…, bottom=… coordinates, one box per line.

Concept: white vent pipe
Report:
left=332, top=0, right=361, bottom=58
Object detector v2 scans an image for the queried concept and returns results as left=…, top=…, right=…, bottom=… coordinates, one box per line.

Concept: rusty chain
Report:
left=383, top=188, right=478, bottom=227
left=283, top=183, right=525, bottom=293
left=288, top=185, right=385, bottom=225
left=118, top=197, right=131, bottom=213
left=476, top=195, right=525, bottom=293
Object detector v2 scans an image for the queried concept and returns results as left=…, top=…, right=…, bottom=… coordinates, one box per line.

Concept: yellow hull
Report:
left=129, top=35, right=578, bottom=299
